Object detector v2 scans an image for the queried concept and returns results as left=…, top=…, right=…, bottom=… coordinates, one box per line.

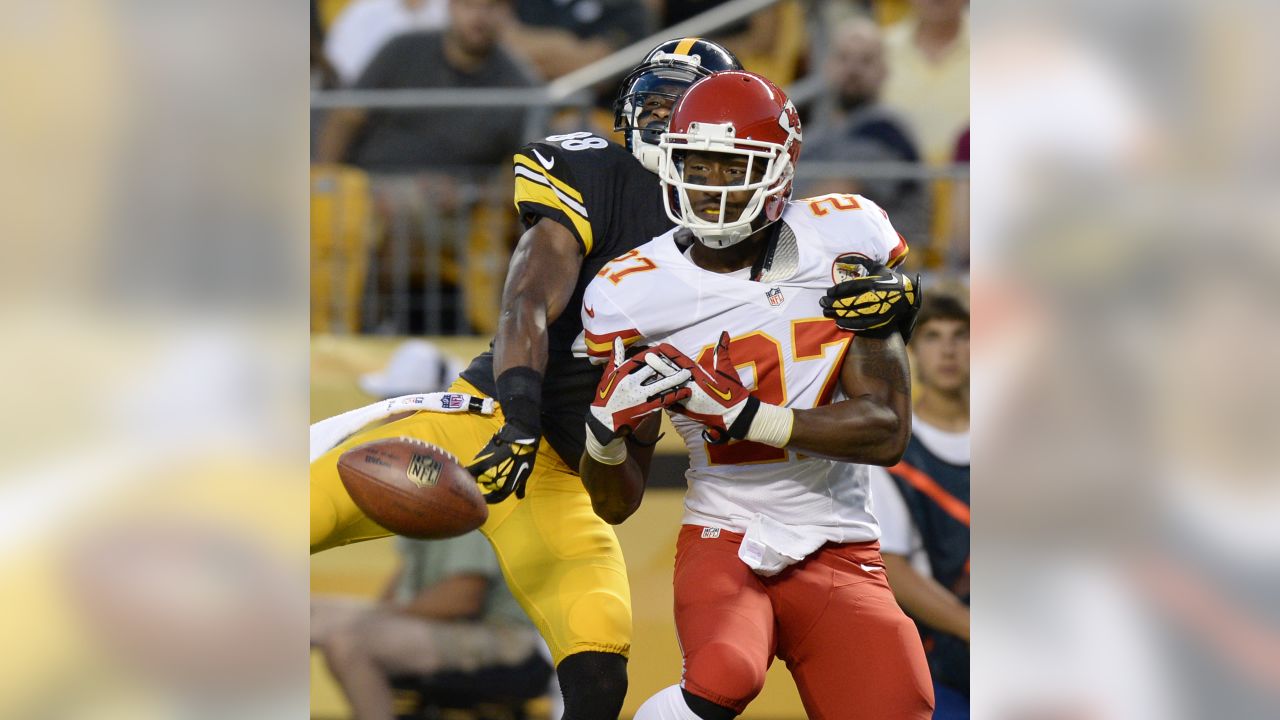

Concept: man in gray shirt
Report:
left=316, top=0, right=534, bottom=176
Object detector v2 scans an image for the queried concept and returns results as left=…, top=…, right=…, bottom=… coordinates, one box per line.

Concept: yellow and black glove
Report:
left=469, top=422, right=539, bottom=503
left=819, top=258, right=923, bottom=342
left=468, top=367, right=542, bottom=504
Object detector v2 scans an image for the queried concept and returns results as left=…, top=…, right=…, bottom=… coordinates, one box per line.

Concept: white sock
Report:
left=634, top=685, right=703, bottom=720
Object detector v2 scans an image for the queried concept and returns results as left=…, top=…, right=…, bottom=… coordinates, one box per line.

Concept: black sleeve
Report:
left=511, top=138, right=613, bottom=257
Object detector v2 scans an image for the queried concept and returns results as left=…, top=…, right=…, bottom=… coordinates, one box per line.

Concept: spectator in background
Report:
left=311, top=531, right=546, bottom=720
left=325, top=0, right=449, bottom=86
left=801, top=15, right=928, bottom=240
left=316, top=0, right=533, bottom=176
left=869, top=291, right=971, bottom=719
left=504, top=0, right=652, bottom=80
left=659, top=0, right=806, bottom=85
left=881, top=0, right=969, bottom=164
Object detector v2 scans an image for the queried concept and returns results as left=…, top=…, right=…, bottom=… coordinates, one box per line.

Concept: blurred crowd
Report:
left=310, top=0, right=971, bottom=336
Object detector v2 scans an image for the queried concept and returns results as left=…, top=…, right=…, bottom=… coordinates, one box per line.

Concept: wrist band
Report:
left=744, top=403, right=794, bottom=448
left=585, top=428, right=628, bottom=465
left=495, top=366, right=543, bottom=434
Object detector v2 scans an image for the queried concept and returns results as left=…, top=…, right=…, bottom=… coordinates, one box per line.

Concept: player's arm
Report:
left=785, top=332, right=912, bottom=465
left=880, top=553, right=971, bottom=642
left=579, top=413, right=662, bottom=524
left=467, top=218, right=583, bottom=502
left=493, top=217, right=582, bottom=380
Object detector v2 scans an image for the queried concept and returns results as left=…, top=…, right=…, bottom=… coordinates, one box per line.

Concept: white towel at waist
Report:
left=737, top=513, right=831, bottom=577
left=309, top=392, right=495, bottom=462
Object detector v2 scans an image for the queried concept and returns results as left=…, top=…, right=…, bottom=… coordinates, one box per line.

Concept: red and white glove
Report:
left=656, top=331, right=794, bottom=448
left=585, top=337, right=691, bottom=464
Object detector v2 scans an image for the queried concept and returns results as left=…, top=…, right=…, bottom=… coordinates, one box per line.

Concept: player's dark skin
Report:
left=496, top=98, right=680, bottom=527
left=580, top=149, right=911, bottom=524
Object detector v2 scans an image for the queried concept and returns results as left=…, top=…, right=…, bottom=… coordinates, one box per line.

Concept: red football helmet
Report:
left=658, top=71, right=803, bottom=248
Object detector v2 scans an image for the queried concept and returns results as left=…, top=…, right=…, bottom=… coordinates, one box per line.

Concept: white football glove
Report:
left=585, top=337, right=691, bottom=463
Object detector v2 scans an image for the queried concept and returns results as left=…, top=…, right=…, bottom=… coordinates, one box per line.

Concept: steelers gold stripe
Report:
left=513, top=154, right=584, bottom=204
left=513, top=176, right=594, bottom=254
left=674, top=37, right=699, bottom=56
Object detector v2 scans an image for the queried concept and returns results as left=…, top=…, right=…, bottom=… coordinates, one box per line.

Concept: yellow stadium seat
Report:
left=874, top=0, right=913, bottom=27
left=463, top=200, right=515, bottom=336
left=736, top=0, right=808, bottom=87
left=312, top=164, right=377, bottom=334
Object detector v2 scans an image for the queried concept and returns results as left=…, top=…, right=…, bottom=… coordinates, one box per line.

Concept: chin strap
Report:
left=633, top=137, right=664, bottom=174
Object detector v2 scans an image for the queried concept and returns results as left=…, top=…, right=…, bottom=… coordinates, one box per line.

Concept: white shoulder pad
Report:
left=785, top=193, right=910, bottom=268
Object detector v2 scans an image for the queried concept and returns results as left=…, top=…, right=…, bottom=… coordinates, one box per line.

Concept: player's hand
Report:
left=587, top=338, right=692, bottom=446
left=468, top=423, right=539, bottom=504
left=655, top=332, right=760, bottom=444
left=819, top=258, right=922, bottom=342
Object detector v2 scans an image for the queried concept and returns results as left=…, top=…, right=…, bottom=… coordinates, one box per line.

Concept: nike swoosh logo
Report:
left=598, top=373, right=619, bottom=399
left=531, top=148, right=555, bottom=170
left=860, top=564, right=883, bottom=572
left=511, top=464, right=531, bottom=488
left=585, top=305, right=596, bottom=318
left=875, top=276, right=898, bottom=285
left=707, top=384, right=733, bottom=401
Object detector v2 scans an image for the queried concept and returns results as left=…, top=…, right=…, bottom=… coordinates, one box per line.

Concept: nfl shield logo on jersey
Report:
left=766, top=287, right=784, bottom=306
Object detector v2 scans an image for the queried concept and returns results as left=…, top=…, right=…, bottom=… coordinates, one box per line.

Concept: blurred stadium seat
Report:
left=734, top=0, right=807, bottom=86
left=311, top=164, right=377, bottom=333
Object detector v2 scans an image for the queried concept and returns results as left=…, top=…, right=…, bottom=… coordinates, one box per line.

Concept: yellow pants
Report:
left=310, top=379, right=632, bottom=664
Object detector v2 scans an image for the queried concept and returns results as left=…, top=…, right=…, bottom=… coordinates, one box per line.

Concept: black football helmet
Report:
left=613, top=37, right=742, bottom=174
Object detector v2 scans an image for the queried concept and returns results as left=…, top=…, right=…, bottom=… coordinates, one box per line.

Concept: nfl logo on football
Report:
left=406, top=453, right=442, bottom=489
left=766, top=287, right=784, bottom=306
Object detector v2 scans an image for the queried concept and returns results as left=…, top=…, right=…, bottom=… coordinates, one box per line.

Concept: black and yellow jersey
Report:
left=461, top=131, right=672, bottom=467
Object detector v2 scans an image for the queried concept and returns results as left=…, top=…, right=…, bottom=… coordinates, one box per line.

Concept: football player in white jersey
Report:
left=573, top=71, right=933, bottom=719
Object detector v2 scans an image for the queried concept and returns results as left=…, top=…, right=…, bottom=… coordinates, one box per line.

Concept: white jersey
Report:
left=573, top=194, right=908, bottom=543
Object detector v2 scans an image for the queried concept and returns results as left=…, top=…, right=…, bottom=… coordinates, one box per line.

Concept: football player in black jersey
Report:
left=310, top=38, right=742, bottom=718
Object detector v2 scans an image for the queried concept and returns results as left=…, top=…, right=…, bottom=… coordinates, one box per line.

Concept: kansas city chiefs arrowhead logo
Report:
left=777, top=100, right=802, bottom=146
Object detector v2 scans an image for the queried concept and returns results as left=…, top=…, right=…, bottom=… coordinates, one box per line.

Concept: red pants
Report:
left=673, top=525, right=935, bottom=719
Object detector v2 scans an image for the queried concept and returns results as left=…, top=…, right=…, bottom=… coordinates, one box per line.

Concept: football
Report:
left=338, top=437, right=488, bottom=540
